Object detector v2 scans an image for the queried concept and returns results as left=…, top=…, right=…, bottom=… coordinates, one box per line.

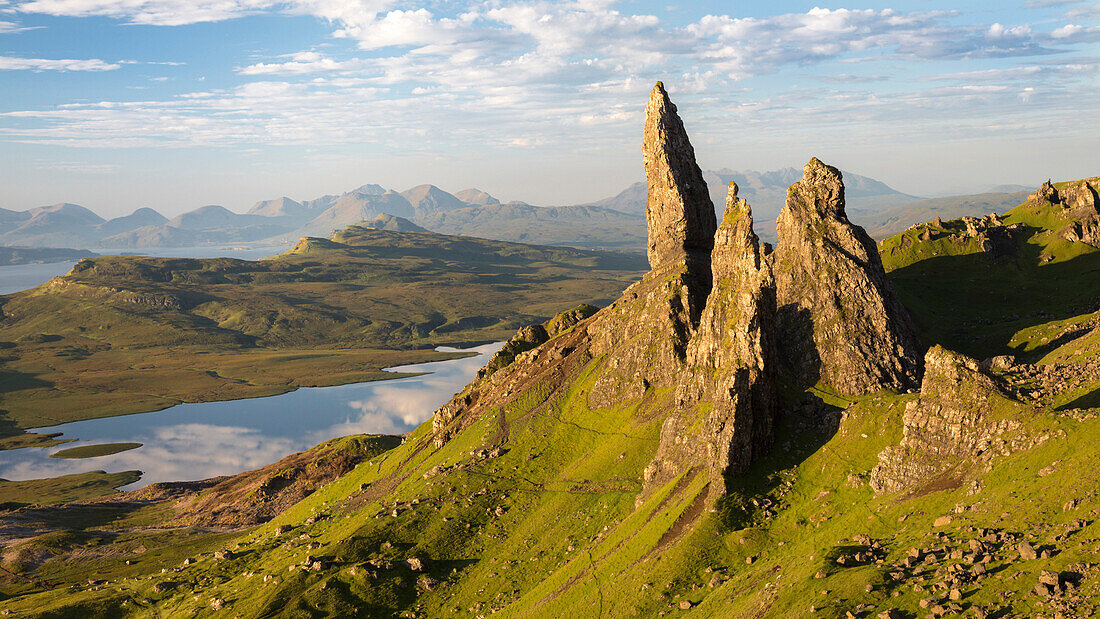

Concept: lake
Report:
left=0, top=244, right=289, bottom=295
left=0, top=342, right=502, bottom=490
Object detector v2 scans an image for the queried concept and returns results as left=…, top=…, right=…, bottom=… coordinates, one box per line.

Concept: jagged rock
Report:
left=643, top=183, right=778, bottom=495
left=475, top=304, right=601, bottom=381
left=869, top=346, right=1025, bottom=494
left=477, top=324, right=550, bottom=379
left=431, top=83, right=776, bottom=507
left=1029, top=177, right=1100, bottom=248
left=773, top=157, right=922, bottom=395
left=642, top=81, right=716, bottom=279
left=587, top=83, right=720, bottom=406
left=1031, top=179, right=1060, bottom=204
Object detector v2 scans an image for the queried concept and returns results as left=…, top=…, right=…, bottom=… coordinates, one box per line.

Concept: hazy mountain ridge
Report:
left=1, top=174, right=1024, bottom=251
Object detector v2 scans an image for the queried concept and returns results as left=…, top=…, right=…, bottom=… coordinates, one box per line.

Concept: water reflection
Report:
left=0, top=342, right=502, bottom=489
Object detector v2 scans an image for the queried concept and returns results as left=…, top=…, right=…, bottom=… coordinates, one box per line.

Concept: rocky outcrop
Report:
left=431, top=84, right=779, bottom=500
left=642, top=182, right=778, bottom=497
left=869, top=346, right=1023, bottom=495
left=476, top=304, right=598, bottom=380
left=773, top=158, right=922, bottom=395
left=1030, top=178, right=1100, bottom=248
left=585, top=83, right=718, bottom=406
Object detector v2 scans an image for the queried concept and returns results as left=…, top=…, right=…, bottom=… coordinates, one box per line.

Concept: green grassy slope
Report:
left=0, top=178, right=1098, bottom=617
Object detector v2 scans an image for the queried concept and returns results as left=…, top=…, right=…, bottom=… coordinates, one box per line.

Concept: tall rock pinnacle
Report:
left=642, top=82, right=717, bottom=274
left=643, top=181, right=778, bottom=499
left=773, top=158, right=922, bottom=395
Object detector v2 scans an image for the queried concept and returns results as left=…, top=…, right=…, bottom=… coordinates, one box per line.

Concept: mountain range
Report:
left=0, top=173, right=1026, bottom=252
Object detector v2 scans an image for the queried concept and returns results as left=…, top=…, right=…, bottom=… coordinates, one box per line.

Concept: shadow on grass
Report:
left=716, top=392, right=842, bottom=530
left=887, top=229, right=1100, bottom=360
left=1057, top=387, right=1100, bottom=411
left=0, top=370, right=53, bottom=396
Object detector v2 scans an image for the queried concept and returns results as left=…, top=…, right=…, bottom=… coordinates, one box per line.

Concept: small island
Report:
left=49, top=442, right=143, bottom=459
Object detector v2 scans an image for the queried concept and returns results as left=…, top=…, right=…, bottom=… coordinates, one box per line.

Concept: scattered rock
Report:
left=1019, top=541, right=1037, bottom=561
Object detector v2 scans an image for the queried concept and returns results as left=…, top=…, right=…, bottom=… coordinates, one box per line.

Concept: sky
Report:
left=1, top=0, right=1099, bottom=218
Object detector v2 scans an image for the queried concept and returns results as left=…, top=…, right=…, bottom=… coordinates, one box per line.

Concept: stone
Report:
left=429, top=83, right=778, bottom=514
left=870, top=346, right=1025, bottom=494
left=642, top=81, right=716, bottom=276
left=645, top=182, right=780, bottom=490
left=773, top=158, right=922, bottom=395
left=406, top=557, right=429, bottom=573
left=934, top=516, right=953, bottom=527
left=679, top=600, right=693, bottom=610
left=417, top=575, right=440, bottom=591
left=214, top=550, right=233, bottom=560
left=1039, top=570, right=1061, bottom=587
left=1018, top=541, right=1037, bottom=561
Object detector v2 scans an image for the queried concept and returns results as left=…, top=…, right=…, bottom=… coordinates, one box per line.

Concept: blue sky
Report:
left=1, top=0, right=1098, bottom=217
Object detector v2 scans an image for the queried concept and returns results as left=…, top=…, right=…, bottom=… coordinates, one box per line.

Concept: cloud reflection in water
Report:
left=0, top=342, right=502, bottom=489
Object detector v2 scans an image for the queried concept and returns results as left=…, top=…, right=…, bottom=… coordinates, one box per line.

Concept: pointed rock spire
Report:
left=642, top=82, right=717, bottom=273
left=773, top=158, right=922, bottom=395
left=643, top=182, right=779, bottom=498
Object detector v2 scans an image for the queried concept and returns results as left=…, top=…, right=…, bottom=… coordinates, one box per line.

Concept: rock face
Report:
left=586, top=82, right=720, bottom=406
left=869, top=346, right=1023, bottom=495
left=643, top=182, right=778, bottom=496
left=773, top=158, right=922, bottom=395
left=643, top=81, right=717, bottom=287
left=432, top=84, right=778, bottom=501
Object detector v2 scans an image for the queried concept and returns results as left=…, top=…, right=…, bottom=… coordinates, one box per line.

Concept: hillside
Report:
left=0, top=225, right=645, bottom=446
left=863, top=190, right=1031, bottom=239
left=0, top=87, right=1097, bottom=619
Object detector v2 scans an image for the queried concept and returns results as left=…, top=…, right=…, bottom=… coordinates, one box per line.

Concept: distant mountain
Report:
left=0, top=173, right=1020, bottom=253
left=169, top=205, right=263, bottom=229
left=417, top=203, right=646, bottom=252
left=401, top=184, right=468, bottom=218
left=248, top=197, right=307, bottom=219
left=99, top=225, right=205, bottom=248
left=289, top=190, right=415, bottom=238
left=590, top=167, right=920, bottom=234
left=455, top=188, right=500, bottom=206
left=96, top=208, right=169, bottom=237
left=0, top=203, right=106, bottom=247
left=859, top=190, right=1031, bottom=239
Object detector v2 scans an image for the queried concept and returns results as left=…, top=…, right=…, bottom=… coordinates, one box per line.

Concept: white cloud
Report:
left=0, top=55, right=119, bottom=70
left=13, top=0, right=395, bottom=25
left=0, top=19, right=40, bottom=32
left=2, top=2, right=1097, bottom=171
left=240, top=51, right=359, bottom=75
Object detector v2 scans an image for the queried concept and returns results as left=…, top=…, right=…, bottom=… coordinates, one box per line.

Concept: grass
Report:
left=0, top=179, right=1098, bottom=616
left=0, top=225, right=645, bottom=434
left=50, top=443, right=142, bottom=460
left=0, top=470, right=141, bottom=508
